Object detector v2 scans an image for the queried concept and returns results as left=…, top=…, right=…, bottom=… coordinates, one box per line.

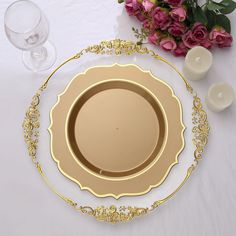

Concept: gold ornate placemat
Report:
left=22, top=39, right=209, bottom=223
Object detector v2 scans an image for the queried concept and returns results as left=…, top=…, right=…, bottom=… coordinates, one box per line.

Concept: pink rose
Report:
left=148, top=31, right=163, bottom=45
left=209, top=27, right=233, bottom=48
left=182, top=30, right=199, bottom=48
left=168, top=21, right=186, bottom=37
left=125, top=0, right=141, bottom=15
left=152, top=7, right=171, bottom=30
left=164, top=0, right=183, bottom=6
left=173, top=42, right=188, bottom=56
left=170, top=6, right=187, bottom=22
left=160, top=37, right=177, bottom=51
left=201, top=39, right=212, bottom=49
left=142, top=0, right=155, bottom=12
left=191, top=22, right=208, bottom=42
left=142, top=19, right=155, bottom=30
left=136, top=12, right=146, bottom=21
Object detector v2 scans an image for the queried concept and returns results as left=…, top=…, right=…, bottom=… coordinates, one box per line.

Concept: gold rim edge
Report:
left=48, top=63, right=186, bottom=198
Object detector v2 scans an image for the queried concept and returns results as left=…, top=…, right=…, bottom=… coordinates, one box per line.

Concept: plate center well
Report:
left=67, top=80, right=165, bottom=177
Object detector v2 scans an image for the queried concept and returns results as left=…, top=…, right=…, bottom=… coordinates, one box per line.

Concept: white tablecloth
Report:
left=1, top=0, right=236, bottom=235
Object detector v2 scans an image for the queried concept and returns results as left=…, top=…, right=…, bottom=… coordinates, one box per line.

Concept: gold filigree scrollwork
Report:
left=22, top=39, right=209, bottom=223
left=192, top=95, right=210, bottom=165
left=23, top=93, right=40, bottom=161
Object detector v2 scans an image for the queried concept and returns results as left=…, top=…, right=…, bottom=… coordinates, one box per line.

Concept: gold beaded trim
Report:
left=22, top=39, right=209, bottom=223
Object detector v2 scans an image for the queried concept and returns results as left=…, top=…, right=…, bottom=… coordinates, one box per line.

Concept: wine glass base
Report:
left=22, top=41, right=56, bottom=72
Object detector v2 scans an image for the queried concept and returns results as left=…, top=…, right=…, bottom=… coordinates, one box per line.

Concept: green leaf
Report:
left=150, top=0, right=158, bottom=4
left=205, top=9, right=217, bottom=30
left=220, top=0, right=236, bottom=7
left=219, top=0, right=236, bottom=14
left=184, top=0, right=195, bottom=24
left=194, top=6, right=208, bottom=25
left=118, top=0, right=124, bottom=3
left=186, top=8, right=195, bottom=23
left=215, top=14, right=231, bottom=32
left=207, top=2, right=225, bottom=11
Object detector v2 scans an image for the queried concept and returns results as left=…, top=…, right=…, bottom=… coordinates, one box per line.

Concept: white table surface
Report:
left=0, top=0, right=236, bottom=235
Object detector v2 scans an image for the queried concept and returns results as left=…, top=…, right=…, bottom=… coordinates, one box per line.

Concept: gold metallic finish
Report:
left=22, top=39, right=210, bottom=223
left=49, top=64, right=185, bottom=198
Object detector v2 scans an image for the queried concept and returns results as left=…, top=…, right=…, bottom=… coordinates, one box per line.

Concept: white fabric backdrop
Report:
left=0, top=0, right=236, bottom=235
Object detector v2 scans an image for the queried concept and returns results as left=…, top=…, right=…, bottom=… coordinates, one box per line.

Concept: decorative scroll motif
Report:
left=192, top=96, right=210, bottom=165
left=23, top=94, right=40, bottom=162
left=22, top=39, right=210, bottom=223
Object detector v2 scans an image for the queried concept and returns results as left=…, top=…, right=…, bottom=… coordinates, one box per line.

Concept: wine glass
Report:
left=4, top=0, right=56, bottom=72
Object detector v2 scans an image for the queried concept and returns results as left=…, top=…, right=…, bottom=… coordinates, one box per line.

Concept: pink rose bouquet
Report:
left=118, top=0, right=236, bottom=56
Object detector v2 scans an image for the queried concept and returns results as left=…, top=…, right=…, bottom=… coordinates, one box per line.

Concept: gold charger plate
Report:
left=49, top=64, right=185, bottom=198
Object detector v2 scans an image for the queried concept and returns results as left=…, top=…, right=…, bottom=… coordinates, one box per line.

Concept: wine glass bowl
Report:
left=4, top=0, right=56, bottom=71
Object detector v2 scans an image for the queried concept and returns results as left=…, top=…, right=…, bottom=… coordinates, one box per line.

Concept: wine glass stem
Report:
left=30, top=45, right=48, bottom=62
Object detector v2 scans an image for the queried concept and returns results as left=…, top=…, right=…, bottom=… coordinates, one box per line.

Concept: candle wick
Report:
left=217, top=92, right=223, bottom=99
left=195, top=57, right=201, bottom=64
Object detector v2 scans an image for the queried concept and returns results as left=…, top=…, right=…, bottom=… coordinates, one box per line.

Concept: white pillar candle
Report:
left=183, top=46, right=213, bottom=81
left=206, top=83, right=235, bottom=112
